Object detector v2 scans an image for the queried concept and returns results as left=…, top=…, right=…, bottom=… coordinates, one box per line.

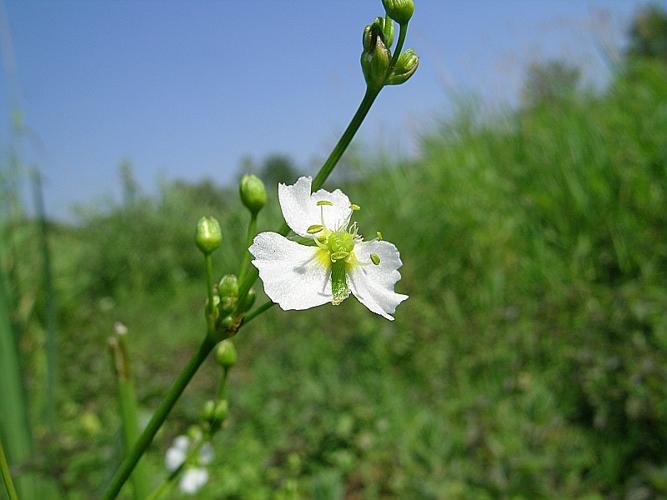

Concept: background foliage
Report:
left=3, top=7, right=667, bottom=499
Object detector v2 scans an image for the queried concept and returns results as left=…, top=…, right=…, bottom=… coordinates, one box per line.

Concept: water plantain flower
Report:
left=165, top=435, right=214, bottom=495
left=249, top=176, right=408, bottom=320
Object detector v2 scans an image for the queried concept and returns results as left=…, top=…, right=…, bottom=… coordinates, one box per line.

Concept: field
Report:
left=3, top=29, right=667, bottom=500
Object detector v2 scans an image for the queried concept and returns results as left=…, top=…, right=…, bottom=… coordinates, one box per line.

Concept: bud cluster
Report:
left=360, top=0, right=419, bottom=89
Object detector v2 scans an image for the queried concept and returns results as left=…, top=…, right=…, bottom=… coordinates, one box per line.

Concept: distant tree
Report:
left=119, top=159, right=139, bottom=207
left=522, top=60, right=581, bottom=107
left=626, top=5, right=667, bottom=63
left=260, top=154, right=299, bottom=186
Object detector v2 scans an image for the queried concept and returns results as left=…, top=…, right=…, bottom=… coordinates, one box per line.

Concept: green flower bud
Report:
left=213, top=400, right=229, bottom=422
left=386, top=49, right=419, bottom=85
left=239, top=174, right=267, bottom=214
left=215, top=339, right=237, bottom=367
left=361, top=29, right=391, bottom=89
left=201, top=400, right=216, bottom=422
left=218, top=274, right=239, bottom=299
left=219, top=314, right=235, bottom=330
left=220, top=297, right=236, bottom=315
left=187, top=425, right=203, bottom=441
left=195, top=216, right=222, bottom=254
left=373, top=16, right=394, bottom=49
left=237, top=288, right=256, bottom=313
left=382, top=0, right=414, bottom=24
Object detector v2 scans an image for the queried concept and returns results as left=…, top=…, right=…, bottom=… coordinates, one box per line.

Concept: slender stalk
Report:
left=238, top=87, right=382, bottom=302
left=0, top=437, right=18, bottom=500
left=108, top=331, right=149, bottom=500
left=101, top=337, right=216, bottom=500
left=238, top=213, right=257, bottom=283
left=389, top=23, right=408, bottom=75
left=204, top=254, right=215, bottom=333
left=217, top=366, right=229, bottom=400
left=31, top=168, right=58, bottom=430
left=243, top=300, right=275, bottom=325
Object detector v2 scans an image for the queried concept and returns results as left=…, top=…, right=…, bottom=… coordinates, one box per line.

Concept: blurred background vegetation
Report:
left=2, top=5, right=667, bottom=500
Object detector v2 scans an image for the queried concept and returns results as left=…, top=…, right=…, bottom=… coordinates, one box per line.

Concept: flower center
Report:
left=327, top=230, right=355, bottom=262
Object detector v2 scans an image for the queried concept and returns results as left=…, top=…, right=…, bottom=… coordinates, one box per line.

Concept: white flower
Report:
left=249, top=176, right=408, bottom=320
left=165, top=435, right=190, bottom=471
left=179, top=467, right=209, bottom=494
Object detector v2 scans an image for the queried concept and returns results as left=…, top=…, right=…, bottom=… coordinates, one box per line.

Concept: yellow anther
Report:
left=307, top=224, right=325, bottom=234
left=370, top=253, right=381, bottom=265
left=376, top=231, right=383, bottom=240
left=350, top=203, right=361, bottom=211
left=317, top=200, right=334, bottom=206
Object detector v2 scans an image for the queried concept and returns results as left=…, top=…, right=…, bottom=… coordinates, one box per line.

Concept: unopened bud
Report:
left=237, top=288, right=256, bottom=313
left=239, top=174, right=267, bottom=214
left=213, top=400, right=229, bottom=422
left=215, top=339, right=237, bottom=367
left=386, top=49, right=419, bottom=85
left=218, top=275, right=239, bottom=299
left=201, top=400, right=216, bottom=422
left=361, top=29, right=391, bottom=89
left=219, top=314, right=234, bottom=330
left=382, top=0, right=414, bottom=24
left=373, top=16, right=394, bottom=49
left=195, top=216, right=222, bottom=254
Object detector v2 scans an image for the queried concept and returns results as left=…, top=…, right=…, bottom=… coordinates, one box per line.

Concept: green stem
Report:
left=108, top=332, right=149, bottom=500
left=388, top=23, right=408, bottom=76
left=243, top=300, right=276, bottom=325
left=217, top=367, right=229, bottom=400
left=238, top=86, right=382, bottom=301
left=238, top=213, right=257, bottom=283
left=204, top=254, right=215, bottom=333
left=31, top=168, right=58, bottom=431
left=101, top=337, right=216, bottom=500
left=0, top=437, right=18, bottom=500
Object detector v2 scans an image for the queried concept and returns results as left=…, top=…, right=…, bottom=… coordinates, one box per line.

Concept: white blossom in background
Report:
left=249, top=176, right=408, bottom=320
left=164, top=435, right=214, bottom=495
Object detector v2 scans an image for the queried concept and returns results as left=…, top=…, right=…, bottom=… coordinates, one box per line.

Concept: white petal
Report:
left=348, top=240, right=408, bottom=320
left=199, top=442, right=214, bottom=465
left=278, top=176, right=353, bottom=236
left=165, top=447, right=186, bottom=471
left=173, top=435, right=190, bottom=452
left=249, top=232, right=332, bottom=310
left=179, top=467, right=208, bottom=494
left=278, top=176, right=319, bottom=237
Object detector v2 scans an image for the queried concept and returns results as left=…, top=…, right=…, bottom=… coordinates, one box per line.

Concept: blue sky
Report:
left=0, top=1, right=648, bottom=219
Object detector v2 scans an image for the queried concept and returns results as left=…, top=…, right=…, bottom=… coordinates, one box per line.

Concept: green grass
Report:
left=7, top=59, right=667, bottom=498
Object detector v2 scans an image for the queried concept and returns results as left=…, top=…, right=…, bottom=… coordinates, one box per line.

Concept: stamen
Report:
left=330, top=251, right=349, bottom=262
left=376, top=231, right=383, bottom=240
left=317, top=200, right=334, bottom=206
left=307, top=224, right=325, bottom=234
left=350, top=203, right=361, bottom=211
left=370, top=253, right=381, bottom=265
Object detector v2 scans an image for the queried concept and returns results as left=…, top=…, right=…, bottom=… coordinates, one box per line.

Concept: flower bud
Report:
left=201, top=400, right=216, bottom=422
left=373, top=16, right=394, bottom=49
left=236, top=288, right=256, bottom=313
left=215, top=339, right=237, bottom=367
left=361, top=29, right=391, bottom=89
left=239, top=174, right=267, bottom=215
left=219, top=314, right=235, bottom=330
left=386, top=49, right=419, bottom=85
left=195, top=216, right=222, bottom=254
left=382, top=0, right=414, bottom=24
left=218, top=275, right=239, bottom=299
left=213, top=400, right=229, bottom=422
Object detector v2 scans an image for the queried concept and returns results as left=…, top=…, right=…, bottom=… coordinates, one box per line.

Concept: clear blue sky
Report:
left=0, top=1, right=647, bottom=219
